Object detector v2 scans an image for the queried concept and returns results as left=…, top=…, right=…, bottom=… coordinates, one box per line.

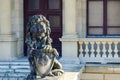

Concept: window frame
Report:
left=87, top=0, right=120, bottom=37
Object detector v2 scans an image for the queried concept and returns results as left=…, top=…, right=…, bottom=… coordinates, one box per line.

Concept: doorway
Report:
left=24, top=0, right=62, bottom=56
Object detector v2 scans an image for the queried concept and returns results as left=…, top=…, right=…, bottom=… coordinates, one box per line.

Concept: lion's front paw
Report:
left=41, top=47, right=59, bottom=56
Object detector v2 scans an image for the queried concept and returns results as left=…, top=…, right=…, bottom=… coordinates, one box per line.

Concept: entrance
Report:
left=24, top=0, right=62, bottom=56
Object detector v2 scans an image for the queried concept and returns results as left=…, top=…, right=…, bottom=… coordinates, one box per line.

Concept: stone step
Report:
left=81, top=72, right=120, bottom=80
left=0, top=60, right=81, bottom=72
left=0, top=61, right=29, bottom=68
left=0, top=72, right=28, bottom=80
left=0, top=68, right=30, bottom=74
left=1, top=73, right=28, bottom=77
left=15, top=68, right=30, bottom=73
left=0, top=77, right=26, bottom=80
left=0, top=61, right=29, bottom=65
left=0, top=61, right=30, bottom=79
left=0, top=58, right=82, bottom=79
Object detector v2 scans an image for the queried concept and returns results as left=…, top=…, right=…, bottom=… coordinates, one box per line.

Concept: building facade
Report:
left=0, top=0, right=120, bottom=62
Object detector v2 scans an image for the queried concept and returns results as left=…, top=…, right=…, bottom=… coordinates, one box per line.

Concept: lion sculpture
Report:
left=25, top=15, right=64, bottom=79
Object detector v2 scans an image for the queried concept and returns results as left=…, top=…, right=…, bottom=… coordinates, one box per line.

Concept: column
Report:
left=13, top=0, right=24, bottom=57
left=60, top=0, right=78, bottom=61
left=0, top=0, right=11, bottom=34
left=63, top=0, right=77, bottom=38
left=0, top=0, right=18, bottom=60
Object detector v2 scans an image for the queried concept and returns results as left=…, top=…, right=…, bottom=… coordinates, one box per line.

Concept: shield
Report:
left=33, top=51, right=55, bottom=78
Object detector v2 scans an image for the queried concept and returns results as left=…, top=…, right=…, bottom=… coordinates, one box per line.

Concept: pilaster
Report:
left=0, top=0, right=23, bottom=60
left=60, top=0, right=78, bottom=59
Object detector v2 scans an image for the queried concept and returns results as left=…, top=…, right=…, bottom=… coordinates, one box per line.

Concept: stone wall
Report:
left=81, top=64, right=120, bottom=80
left=0, top=0, right=24, bottom=60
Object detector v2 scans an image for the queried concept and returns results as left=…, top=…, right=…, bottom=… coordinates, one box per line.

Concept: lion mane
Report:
left=26, top=15, right=51, bottom=41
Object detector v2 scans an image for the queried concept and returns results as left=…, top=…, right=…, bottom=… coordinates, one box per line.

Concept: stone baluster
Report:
left=85, top=42, right=89, bottom=57
left=114, top=42, right=118, bottom=58
left=90, top=42, right=95, bottom=57
left=79, top=42, right=83, bottom=57
left=102, top=42, right=107, bottom=58
left=108, top=42, right=112, bottom=58
left=96, top=42, right=101, bottom=57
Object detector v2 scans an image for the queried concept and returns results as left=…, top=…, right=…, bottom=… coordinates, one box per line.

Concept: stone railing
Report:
left=78, top=38, right=120, bottom=64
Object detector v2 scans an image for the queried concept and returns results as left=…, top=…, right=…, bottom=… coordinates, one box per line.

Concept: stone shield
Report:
left=34, top=52, right=55, bottom=78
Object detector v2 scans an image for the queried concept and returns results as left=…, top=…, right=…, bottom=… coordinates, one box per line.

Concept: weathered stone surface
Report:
left=26, top=15, right=64, bottom=79
left=80, top=64, right=120, bottom=80
left=81, top=73, right=104, bottom=80
left=0, top=57, right=82, bottom=80
left=36, top=72, right=80, bottom=80
left=105, top=74, right=120, bottom=80
left=36, top=75, right=64, bottom=80
left=84, top=64, right=120, bottom=74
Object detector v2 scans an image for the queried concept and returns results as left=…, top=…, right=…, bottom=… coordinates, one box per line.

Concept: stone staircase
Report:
left=0, top=58, right=30, bottom=80
left=0, top=57, right=82, bottom=80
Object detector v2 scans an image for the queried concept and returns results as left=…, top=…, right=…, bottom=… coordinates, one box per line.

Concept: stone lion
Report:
left=25, top=15, right=64, bottom=79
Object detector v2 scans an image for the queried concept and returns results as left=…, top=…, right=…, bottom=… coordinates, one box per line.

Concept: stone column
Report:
left=0, top=0, right=17, bottom=60
left=63, top=0, right=77, bottom=38
left=12, top=0, right=24, bottom=58
left=0, top=0, right=11, bottom=34
left=60, top=0, right=78, bottom=62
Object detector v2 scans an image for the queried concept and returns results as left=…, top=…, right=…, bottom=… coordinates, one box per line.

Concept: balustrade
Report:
left=78, top=38, right=120, bottom=64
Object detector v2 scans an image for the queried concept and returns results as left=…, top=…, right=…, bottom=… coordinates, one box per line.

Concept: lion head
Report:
left=26, top=15, right=51, bottom=41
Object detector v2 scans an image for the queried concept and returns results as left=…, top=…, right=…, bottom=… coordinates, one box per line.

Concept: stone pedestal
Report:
left=36, top=75, right=64, bottom=80
left=59, top=38, right=78, bottom=58
left=36, top=72, right=80, bottom=80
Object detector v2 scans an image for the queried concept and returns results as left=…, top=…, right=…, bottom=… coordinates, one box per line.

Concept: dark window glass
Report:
left=48, top=0, right=60, bottom=9
left=28, top=0, right=40, bottom=10
left=49, top=16, right=60, bottom=27
left=87, top=0, right=120, bottom=36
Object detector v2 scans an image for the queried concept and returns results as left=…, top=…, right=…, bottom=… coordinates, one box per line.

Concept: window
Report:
left=87, top=0, right=120, bottom=36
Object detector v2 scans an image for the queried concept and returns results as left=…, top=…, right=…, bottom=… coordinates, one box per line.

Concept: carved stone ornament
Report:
left=25, top=15, right=64, bottom=80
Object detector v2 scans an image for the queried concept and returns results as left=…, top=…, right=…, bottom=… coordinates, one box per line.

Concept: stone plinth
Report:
left=36, top=75, right=64, bottom=80
left=36, top=72, right=80, bottom=80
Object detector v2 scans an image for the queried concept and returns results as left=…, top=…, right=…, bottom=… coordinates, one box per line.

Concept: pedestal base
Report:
left=36, top=76, right=64, bottom=80
left=36, top=75, right=64, bottom=80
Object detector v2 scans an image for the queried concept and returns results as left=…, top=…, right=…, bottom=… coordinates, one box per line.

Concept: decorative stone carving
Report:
left=25, top=15, right=64, bottom=80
